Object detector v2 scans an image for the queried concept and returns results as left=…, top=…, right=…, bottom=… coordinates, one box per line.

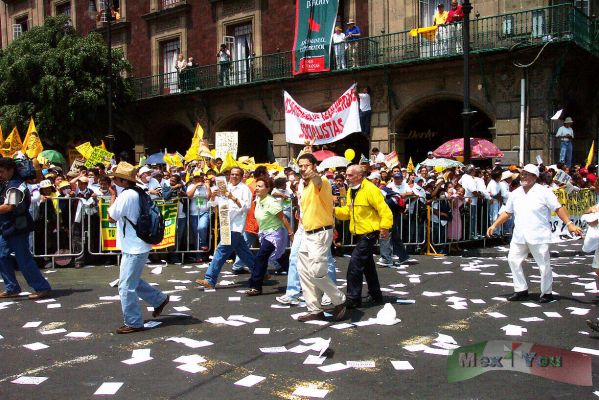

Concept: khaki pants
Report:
left=298, top=229, right=345, bottom=313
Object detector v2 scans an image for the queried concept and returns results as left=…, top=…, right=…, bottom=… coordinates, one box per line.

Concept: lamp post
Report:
left=88, top=1, right=115, bottom=152
left=462, top=0, right=473, bottom=163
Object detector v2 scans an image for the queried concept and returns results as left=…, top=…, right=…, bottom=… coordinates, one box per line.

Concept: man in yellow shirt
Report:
left=335, top=165, right=393, bottom=308
left=433, top=3, right=449, bottom=56
left=296, top=153, right=347, bottom=322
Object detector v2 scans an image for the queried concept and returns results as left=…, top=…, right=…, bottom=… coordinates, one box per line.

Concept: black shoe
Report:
left=363, top=294, right=385, bottom=306
left=345, top=299, right=362, bottom=309
left=507, top=290, right=529, bottom=301
left=586, top=319, right=599, bottom=332
left=538, top=293, right=555, bottom=304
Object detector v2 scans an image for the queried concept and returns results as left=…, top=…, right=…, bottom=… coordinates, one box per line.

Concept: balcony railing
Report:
left=132, top=4, right=598, bottom=100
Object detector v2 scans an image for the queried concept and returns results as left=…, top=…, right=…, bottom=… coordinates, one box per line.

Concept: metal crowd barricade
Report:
left=428, top=197, right=513, bottom=252
left=31, top=197, right=85, bottom=267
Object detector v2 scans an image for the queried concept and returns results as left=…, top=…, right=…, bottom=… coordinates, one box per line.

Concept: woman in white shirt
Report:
left=332, top=26, right=346, bottom=69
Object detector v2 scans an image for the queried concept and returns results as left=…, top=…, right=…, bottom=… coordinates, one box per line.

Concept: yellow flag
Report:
left=1, top=127, right=22, bottom=157
left=76, top=142, right=94, bottom=159
left=586, top=141, right=595, bottom=169
left=21, top=117, right=44, bottom=158
left=219, top=152, right=238, bottom=173
left=184, top=123, right=204, bottom=161
left=0, top=125, right=3, bottom=147
left=407, top=157, right=415, bottom=173
left=100, top=140, right=107, bottom=150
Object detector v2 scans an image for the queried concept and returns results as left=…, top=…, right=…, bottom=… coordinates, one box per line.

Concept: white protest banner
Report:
left=285, top=83, right=361, bottom=145
left=215, top=132, right=238, bottom=160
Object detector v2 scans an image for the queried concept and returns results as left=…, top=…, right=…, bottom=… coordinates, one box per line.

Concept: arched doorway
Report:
left=214, top=116, right=274, bottom=163
left=394, top=98, right=494, bottom=163
left=156, top=123, right=194, bottom=154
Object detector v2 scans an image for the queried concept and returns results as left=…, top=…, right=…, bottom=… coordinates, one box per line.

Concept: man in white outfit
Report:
left=487, top=164, right=582, bottom=303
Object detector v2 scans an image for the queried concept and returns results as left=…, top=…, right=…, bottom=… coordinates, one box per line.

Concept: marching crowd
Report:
left=0, top=146, right=595, bottom=332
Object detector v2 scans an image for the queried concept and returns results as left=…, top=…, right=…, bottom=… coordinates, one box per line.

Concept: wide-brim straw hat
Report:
left=108, top=162, right=138, bottom=182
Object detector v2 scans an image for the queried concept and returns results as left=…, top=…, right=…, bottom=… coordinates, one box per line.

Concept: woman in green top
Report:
left=246, top=177, right=293, bottom=296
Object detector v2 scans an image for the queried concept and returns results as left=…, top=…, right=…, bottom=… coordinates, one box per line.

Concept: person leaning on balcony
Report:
left=332, top=26, right=347, bottom=70
left=217, top=44, right=232, bottom=86
left=345, top=19, right=362, bottom=67
left=433, top=3, right=449, bottom=56
left=446, top=0, right=464, bottom=53
left=176, top=54, right=188, bottom=91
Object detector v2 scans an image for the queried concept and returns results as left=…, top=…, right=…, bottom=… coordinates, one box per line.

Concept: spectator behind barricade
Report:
left=378, top=174, right=409, bottom=266
left=487, top=169, right=502, bottom=226
left=380, top=170, right=389, bottom=185
left=368, top=171, right=383, bottom=188
left=186, top=171, right=212, bottom=262
left=447, top=186, right=465, bottom=251
left=94, top=163, right=106, bottom=177
left=72, top=176, right=99, bottom=269
left=271, top=177, right=293, bottom=225
left=138, top=166, right=161, bottom=200
left=166, top=174, right=187, bottom=265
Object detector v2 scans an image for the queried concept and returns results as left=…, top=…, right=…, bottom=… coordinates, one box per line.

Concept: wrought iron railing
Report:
left=132, top=4, right=597, bottom=100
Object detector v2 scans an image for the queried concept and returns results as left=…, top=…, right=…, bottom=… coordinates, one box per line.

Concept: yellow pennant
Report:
left=22, top=117, right=44, bottom=158
left=407, top=157, right=415, bottom=173
left=1, top=127, right=22, bottom=157
left=586, top=140, right=595, bottom=169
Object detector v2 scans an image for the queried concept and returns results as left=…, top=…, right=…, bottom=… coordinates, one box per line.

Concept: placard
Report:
left=215, top=132, right=238, bottom=160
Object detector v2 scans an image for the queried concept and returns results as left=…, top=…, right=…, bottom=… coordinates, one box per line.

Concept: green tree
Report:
left=0, top=15, right=133, bottom=146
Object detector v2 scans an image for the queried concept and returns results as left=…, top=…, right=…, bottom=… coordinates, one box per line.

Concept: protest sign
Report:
left=285, top=84, right=361, bottom=145
left=84, top=147, right=114, bottom=168
left=215, top=132, right=238, bottom=160
left=99, top=198, right=179, bottom=250
left=550, top=188, right=595, bottom=242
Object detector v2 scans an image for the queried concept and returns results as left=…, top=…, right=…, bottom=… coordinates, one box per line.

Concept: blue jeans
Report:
left=176, top=217, right=187, bottom=251
left=559, top=141, right=573, bottom=168
left=205, top=231, right=255, bottom=286
left=233, top=231, right=258, bottom=271
left=379, top=217, right=408, bottom=263
left=118, top=252, right=167, bottom=328
left=285, top=225, right=336, bottom=299
left=0, top=232, right=51, bottom=293
left=190, top=211, right=210, bottom=249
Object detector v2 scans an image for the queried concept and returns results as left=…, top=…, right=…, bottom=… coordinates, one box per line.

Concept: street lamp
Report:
left=462, top=0, right=473, bottom=163
left=88, top=0, right=115, bottom=151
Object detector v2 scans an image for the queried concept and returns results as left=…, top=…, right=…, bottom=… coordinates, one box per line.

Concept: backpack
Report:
left=124, top=186, right=165, bottom=245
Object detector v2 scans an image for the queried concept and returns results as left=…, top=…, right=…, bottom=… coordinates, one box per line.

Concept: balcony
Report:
left=132, top=4, right=598, bottom=100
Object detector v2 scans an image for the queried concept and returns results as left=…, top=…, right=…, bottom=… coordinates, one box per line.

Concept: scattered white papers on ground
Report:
left=292, top=386, right=329, bottom=398
left=23, top=342, right=48, bottom=351
left=234, top=375, right=265, bottom=387
left=166, top=337, right=213, bottom=348
left=11, top=376, right=48, bottom=385
left=391, top=360, right=414, bottom=370
left=94, top=382, right=123, bottom=395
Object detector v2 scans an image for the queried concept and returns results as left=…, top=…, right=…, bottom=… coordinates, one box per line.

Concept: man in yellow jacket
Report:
left=335, top=165, right=393, bottom=308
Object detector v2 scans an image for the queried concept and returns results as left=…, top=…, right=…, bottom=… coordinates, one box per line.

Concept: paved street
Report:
left=2, top=241, right=599, bottom=399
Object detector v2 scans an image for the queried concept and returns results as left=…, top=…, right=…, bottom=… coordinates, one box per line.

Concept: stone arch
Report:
left=212, top=114, right=274, bottom=163
left=393, top=93, right=495, bottom=162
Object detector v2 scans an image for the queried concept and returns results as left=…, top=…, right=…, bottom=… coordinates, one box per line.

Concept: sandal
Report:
left=245, top=288, right=262, bottom=296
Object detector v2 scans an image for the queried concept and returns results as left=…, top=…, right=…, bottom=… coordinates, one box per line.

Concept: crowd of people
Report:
left=0, top=142, right=595, bottom=332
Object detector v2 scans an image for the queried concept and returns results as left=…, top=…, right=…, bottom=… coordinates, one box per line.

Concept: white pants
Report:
left=507, top=242, right=552, bottom=295
left=297, top=229, right=345, bottom=313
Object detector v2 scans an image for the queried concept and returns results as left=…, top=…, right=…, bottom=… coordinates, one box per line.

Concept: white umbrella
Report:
left=318, top=156, right=350, bottom=171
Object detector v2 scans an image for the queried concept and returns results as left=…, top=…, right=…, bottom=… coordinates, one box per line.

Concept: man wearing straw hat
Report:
left=108, top=162, right=169, bottom=334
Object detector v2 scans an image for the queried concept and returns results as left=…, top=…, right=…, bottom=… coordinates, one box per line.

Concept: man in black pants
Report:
left=334, top=165, right=393, bottom=308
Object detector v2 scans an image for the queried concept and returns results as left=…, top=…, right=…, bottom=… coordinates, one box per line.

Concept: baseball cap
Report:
left=500, top=170, right=513, bottom=181
left=368, top=172, right=381, bottom=180
left=39, top=179, right=52, bottom=189
left=392, top=173, right=403, bottom=179
left=522, top=164, right=539, bottom=177
left=138, top=166, right=151, bottom=175
left=414, top=176, right=424, bottom=184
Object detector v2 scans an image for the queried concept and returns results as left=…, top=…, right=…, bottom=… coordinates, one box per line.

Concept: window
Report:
left=13, top=15, right=28, bottom=40
left=419, top=0, right=450, bottom=27
left=160, top=38, right=180, bottom=93
left=56, top=2, right=72, bottom=17
left=226, top=23, right=252, bottom=84
left=97, top=0, right=121, bottom=22
left=161, top=0, right=184, bottom=10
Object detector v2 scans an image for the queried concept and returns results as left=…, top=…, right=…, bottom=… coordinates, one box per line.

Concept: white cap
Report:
left=500, top=170, right=513, bottom=181
left=522, top=164, right=539, bottom=177
left=138, top=166, right=151, bottom=175
left=368, top=172, right=381, bottom=180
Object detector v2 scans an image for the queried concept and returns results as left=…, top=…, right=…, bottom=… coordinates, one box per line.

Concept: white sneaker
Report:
left=276, top=295, right=300, bottom=306
left=377, top=260, right=392, bottom=267
left=392, top=255, right=400, bottom=260
left=321, top=294, right=332, bottom=307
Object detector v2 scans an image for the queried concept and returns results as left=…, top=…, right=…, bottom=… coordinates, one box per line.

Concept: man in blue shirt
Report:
left=345, top=19, right=362, bottom=67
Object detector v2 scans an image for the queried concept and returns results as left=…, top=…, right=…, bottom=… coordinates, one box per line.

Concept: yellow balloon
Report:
left=210, top=149, right=217, bottom=157
left=344, top=148, right=355, bottom=161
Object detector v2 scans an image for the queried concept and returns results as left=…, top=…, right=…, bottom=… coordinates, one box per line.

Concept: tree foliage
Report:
left=0, top=15, right=133, bottom=146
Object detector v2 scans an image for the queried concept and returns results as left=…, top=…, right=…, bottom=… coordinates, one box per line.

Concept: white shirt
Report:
left=209, top=181, right=252, bottom=233
left=498, top=180, right=510, bottom=206
left=505, top=184, right=562, bottom=244
left=475, top=176, right=490, bottom=200
left=332, top=32, right=346, bottom=44
left=359, top=93, right=371, bottom=112
left=459, top=174, right=478, bottom=205
left=387, top=181, right=412, bottom=195
left=108, top=189, right=152, bottom=254
left=189, top=185, right=209, bottom=215
left=556, top=126, right=574, bottom=140
left=372, top=152, right=385, bottom=163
